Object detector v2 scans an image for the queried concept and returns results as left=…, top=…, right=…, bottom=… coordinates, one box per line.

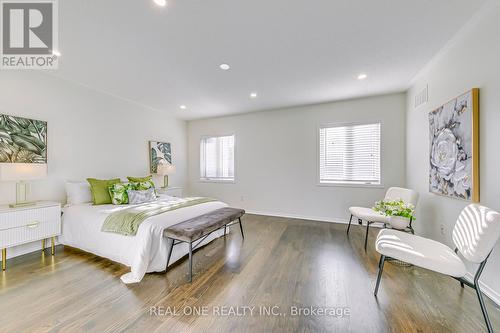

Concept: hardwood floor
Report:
left=1, top=214, right=499, bottom=332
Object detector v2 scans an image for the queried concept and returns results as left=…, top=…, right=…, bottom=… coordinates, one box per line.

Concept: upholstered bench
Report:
left=163, top=207, right=245, bottom=282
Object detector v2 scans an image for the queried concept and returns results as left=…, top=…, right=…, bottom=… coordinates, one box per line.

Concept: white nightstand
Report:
left=157, top=187, right=183, bottom=197
left=0, top=201, right=61, bottom=271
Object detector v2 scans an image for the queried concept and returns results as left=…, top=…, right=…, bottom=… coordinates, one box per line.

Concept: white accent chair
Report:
left=374, top=204, right=500, bottom=333
left=347, top=187, right=419, bottom=250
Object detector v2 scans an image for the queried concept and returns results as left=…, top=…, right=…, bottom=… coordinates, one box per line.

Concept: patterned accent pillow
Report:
left=127, top=188, right=157, bottom=204
left=108, top=182, right=133, bottom=205
left=130, top=179, right=156, bottom=193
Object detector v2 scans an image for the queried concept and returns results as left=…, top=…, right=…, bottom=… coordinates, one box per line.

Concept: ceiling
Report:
left=54, top=0, right=487, bottom=120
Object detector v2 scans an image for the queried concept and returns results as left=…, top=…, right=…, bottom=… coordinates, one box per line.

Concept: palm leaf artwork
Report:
left=0, top=114, right=47, bottom=163
left=149, top=141, right=172, bottom=173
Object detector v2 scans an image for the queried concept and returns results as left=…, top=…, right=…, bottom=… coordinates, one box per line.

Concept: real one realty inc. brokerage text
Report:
left=150, top=305, right=351, bottom=317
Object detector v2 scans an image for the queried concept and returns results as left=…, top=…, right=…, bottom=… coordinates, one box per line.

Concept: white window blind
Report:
left=200, top=135, right=235, bottom=181
left=319, top=123, right=381, bottom=185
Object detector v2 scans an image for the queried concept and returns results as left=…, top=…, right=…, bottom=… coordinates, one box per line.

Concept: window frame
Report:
left=316, top=121, right=383, bottom=188
left=199, top=133, right=236, bottom=183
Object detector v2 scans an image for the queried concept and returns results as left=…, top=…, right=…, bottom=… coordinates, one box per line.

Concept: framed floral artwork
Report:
left=428, top=88, right=479, bottom=202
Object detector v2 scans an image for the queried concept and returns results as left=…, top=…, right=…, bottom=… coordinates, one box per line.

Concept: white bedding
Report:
left=60, top=195, right=227, bottom=284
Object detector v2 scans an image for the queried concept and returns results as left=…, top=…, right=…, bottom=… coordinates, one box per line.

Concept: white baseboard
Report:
left=464, top=273, right=500, bottom=306
left=245, top=209, right=386, bottom=229
left=245, top=209, right=349, bottom=225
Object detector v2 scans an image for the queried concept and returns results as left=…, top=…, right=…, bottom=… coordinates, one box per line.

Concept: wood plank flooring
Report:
left=1, top=214, right=499, bottom=332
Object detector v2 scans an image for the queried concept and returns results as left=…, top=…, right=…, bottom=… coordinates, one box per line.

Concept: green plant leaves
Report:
left=11, top=133, right=44, bottom=153
left=373, top=199, right=416, bottom=220
left=151, top=148, right=158, bottom=173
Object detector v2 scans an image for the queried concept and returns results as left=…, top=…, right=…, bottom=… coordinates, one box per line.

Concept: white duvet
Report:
left=60, top=195, right=227, bottom=284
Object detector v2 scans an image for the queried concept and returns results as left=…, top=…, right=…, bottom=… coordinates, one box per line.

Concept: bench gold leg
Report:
left=42, top=239, right=46, bottom=253
left=51, top=237, right=55, bottom=255
left=2, top=248, right=6, bottom=271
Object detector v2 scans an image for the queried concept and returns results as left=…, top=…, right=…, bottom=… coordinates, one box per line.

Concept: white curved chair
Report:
left=347, top=187, right=419, bottom=250
left=374, top=204, right=500, bottom=333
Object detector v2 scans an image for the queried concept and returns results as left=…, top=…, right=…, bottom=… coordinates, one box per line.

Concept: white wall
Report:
left=187, top=93, right=406, bottom=222
left=406, top=0, right=500, bottom=301
left=0, top=71, right=187, bottom=258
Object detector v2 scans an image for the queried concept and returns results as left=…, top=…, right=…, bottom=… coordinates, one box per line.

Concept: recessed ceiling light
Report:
left=179, top=105, right=187, bottom=110
left=357, top=73, right=368, bottom=80
left=219, top=63, right=230, bottom=71
left=154, top=0, right=167, bottom=6
left=52, top=50, right=61, bottom=57
left=250, top=92, right=258, bottom=98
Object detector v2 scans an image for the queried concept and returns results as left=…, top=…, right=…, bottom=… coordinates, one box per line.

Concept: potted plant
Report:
left=373, top=199, right=416, bottom=230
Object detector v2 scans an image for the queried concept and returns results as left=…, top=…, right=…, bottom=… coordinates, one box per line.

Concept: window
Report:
left=319, top=122, right=381, bottom=185
left=200, top=135, right=235, bottom=182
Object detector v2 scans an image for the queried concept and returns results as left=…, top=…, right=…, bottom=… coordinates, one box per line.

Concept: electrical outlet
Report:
left=440, top=224, right=446, bottom=236
left=240, top=196, right=244, bottom=202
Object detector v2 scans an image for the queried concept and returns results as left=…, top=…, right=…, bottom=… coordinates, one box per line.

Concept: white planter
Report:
left=389, top=216, right=410, bottom=230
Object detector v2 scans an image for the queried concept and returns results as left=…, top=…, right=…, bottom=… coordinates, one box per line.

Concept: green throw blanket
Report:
left=101, top=197, right=216, bottom=236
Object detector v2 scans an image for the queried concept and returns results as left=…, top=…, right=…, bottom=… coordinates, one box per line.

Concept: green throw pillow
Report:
left=108, top=182, right=133, bottom=205
left=132, top=180, right=155, bottom=191
left=87, top=178, right=121, bottom=205
left=127, top=175, right=153, bottom=182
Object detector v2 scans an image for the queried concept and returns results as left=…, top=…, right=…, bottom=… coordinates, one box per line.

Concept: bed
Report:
left=60, top=194, right=227, bottom=284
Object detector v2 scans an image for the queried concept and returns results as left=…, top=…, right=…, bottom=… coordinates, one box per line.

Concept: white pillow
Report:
left=65, top=181, right=92, bottom=205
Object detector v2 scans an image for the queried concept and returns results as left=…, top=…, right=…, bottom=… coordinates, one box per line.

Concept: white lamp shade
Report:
left=156, top=163, right=176, bottom=176
left=0, top=163, right=47, bottom=181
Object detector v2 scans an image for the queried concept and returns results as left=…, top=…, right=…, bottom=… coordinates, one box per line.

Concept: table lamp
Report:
left=0, top=163, right=47, bottom=207
left=156, top=162, right=175, bottom=189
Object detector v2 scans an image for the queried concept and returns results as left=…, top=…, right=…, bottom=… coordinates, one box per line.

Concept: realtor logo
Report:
left=1, top=0, right=58, bottom=69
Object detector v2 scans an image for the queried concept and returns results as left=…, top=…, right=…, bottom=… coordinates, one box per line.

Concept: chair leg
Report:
left=188, top=242, right=193, bottom=282
left=347, top=214, right=353, bottom=234
left=165, top=238, right=174, bottom=272
left=374, top=255, right=386, bottom=296
left=364, top=222, right=371, bottom=251
left=454, top=248, right=465, bottom=289
left=238, top=217, right=245, bottom=239
left=476, top=283, right=493, bottom=333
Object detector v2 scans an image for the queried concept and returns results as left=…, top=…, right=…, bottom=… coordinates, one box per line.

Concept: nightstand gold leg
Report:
left=51, top=237, right=55, bottom=255
left=2, top=248, right=6, bottom=271
left=42, top=239, right=46, bottom=253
